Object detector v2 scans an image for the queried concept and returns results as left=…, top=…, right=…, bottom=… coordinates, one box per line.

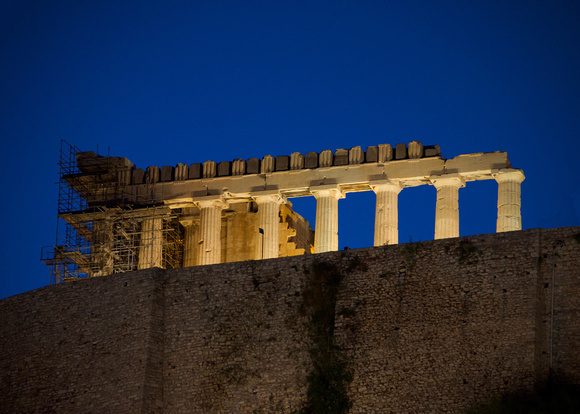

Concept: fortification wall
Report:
left=2, top=227, right=580, bottom=413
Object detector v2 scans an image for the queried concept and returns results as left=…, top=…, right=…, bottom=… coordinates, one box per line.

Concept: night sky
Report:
left=1, top=1, right=579, bottom=299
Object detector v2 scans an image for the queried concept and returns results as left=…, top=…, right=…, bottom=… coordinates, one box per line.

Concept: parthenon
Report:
left=42, top=141, right=524, bottom=283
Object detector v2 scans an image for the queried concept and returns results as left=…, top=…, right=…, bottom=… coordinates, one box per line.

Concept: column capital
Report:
left=493, top=168, right=525, bottom=184
left=179, top=216, right=200, bottom=227
left=194, top=195, right=227, bottom=209
left=252, top=190, right=286, bottom=205
left=310, top=185, right=345, bottom=200
left=430, top=174, right=466, bottom=189
left=370, top=180, right=403, bottom=194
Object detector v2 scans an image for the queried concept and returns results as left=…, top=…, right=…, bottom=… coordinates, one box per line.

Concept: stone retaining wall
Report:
left=2, top=227, right=579, bottom=413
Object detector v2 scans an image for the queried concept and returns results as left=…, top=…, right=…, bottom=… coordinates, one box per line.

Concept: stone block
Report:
left=319, top=150, right=333, bottom=167
left=290, top=152, right=304, bottom=170
left=132, top=168, right=145, bottom=184
left=145, top=166, right=160, bottom=184
left=232, top=159, right=246, bottom=175
left=349, top=146, right=364, bottom=164
left=203, top=161, right=217, bottom=178
left=118, top=170, right=131, bottom=186
left=175, top=163, right=188, bottom=181
left=378, top=144, right=393, bottom=162
left=217, top=161, right=231, bottom=176
left=276, top=155, right=290, bottom=171
left=261, top=155, right=275, bottom=173
left=408, top=141, right=424, bottom=159
left=305, top=152, right=318, bottom=169
left=424, top=145, right=441, bottom=157
left=246, top=158, right=260, bottom=174
left=160, top=165, right=174, bottom=182
left=188, top=163, right=202, bottom=179
left=334, top=149, right=348, bottom=166
left=395, top=143, right=407, bottom=160
left=365, top=146, right=378, bottom=163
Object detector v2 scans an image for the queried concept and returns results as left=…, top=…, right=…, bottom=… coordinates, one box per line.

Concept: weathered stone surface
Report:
left=408, top=141, right=424, bottom=159
left=261, top=155, right=275, bottom=173
left=76, top=151, right=134, bottom=173
left=203, top=161, right=217, bottom=178
left=378, top=144, right=393, bottom=162
left=160, top=166, right=174, bottom=182
left=145, top=166, right=160, bottom=184
left=290, top=152, right=304, bottom=170
left=132, top=168, right=145, bottom=184
left=395, top=143, right=407, bottom=160
left=217, top=161, right=231, bottom=177
left=2, top=228, right=580, bottom=413
left=232, top=159, right=246, bottom=175
left=334, top=149, right=349, bottom=166
left=349, top=146, right=364, bottom=164
left=319, top=150, right=333, bottom=167
left=304, top=152, right=318, bottom=169
left=188, top=163, right=202, bottom=179
left=246, top=158, right=260, bottom=174
left=365, top=146, right=378, bottom=163
left=118, top=170, right=131, bottom=185
left=275, top=155, right=290, bottom=171
left=174, top=163, right=188, bottom=181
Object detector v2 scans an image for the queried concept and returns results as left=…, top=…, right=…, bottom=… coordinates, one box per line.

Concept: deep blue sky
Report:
left=1, top=1, right=579, bottom=299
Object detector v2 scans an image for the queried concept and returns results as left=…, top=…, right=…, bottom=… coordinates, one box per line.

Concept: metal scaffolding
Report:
left=41, top=141, right=183, bottom=284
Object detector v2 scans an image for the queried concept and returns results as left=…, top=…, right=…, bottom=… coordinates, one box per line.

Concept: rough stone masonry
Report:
left=3, top=226, right=580, bottom=413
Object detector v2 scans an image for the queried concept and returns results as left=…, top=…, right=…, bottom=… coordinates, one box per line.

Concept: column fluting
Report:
left=197, top=199, right=225, bottom=265
left=312, top=188, right=344, bottom=253
left=372, top=182, right=403, bottom=246
left=494, top=169, right=525, bottom=232
left=431, top=175, right=465, bottom=240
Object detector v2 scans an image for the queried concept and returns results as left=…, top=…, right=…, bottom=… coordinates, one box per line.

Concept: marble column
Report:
left=431, top=175, right=465, bottom=240
left=494, top=169, right=525, bottom=232
left=312, top=187, right=344, bottom=253
left=180, top=216, right=199, bottom=267
left=197, top=198, right=226, bottom=265
left=372, top=181, right=403, bottom=246
left=254, top=193, right=286, bottom=259
left=139, top=217, right=163, bottom=269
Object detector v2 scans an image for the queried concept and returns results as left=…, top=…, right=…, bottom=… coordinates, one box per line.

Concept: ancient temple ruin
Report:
left=42, top=141, right=524, bottom=283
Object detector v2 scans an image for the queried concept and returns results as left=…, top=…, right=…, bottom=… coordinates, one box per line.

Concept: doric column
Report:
left=494, top=168, right=525, bottom=232
left=180, top=216, right=200, bottom=268
left=139, top=217, right=163, bottom=269
left=431, top=175, right=465, bottom=240
left=371, top=181, right=403, bottom=246
left=254, top=193, right=286, bottom=259
left=312, top=187, right=345, bottom=253
left=196, top=198, right=226, bottom=265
